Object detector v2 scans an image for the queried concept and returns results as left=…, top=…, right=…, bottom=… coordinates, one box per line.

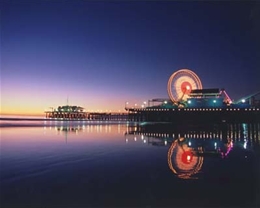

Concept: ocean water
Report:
left=0, top=120, right=260, bottom=208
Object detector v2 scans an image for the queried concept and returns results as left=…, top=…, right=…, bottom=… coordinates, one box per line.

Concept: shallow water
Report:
left=0, top=121, right=260, bottom=208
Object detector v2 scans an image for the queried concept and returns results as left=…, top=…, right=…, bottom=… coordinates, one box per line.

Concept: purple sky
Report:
left=1, top=1, right=260, bottom=115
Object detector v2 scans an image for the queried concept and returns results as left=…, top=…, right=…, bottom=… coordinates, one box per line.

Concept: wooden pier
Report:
left=45, top=111, right=129, bottom=120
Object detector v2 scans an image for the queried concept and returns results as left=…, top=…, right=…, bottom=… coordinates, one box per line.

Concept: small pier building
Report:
left=45, top=105, right=87, bottom=119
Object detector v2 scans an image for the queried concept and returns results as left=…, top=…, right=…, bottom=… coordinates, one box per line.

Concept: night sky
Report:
left=1, top=1, right=260, bottom=115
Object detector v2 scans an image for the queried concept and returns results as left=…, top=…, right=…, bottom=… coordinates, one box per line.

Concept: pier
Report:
left=45, top=107, right=129, bottom=121
left=126, top=106, right=260, bottom=123
left=44, top=69, right=260, bottom=123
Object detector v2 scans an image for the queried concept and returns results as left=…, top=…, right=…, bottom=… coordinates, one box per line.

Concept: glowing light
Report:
left=213, top=100, right=216, bottom=103
left=241, top=99, right=245, bottom=103
left=243, top=140, right=247, bottom=149
left=181, top=151, right=193, bottom=164
left=188, top=141, right=191, bottom=146
left=167, top=69, right=203, bottom=103
left=179, top=137, right=185, bottom=142
left=188, top=100, right=191, bottom=104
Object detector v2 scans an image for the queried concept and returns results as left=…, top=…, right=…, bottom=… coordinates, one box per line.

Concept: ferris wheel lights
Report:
left=187, top=155, right=191, bottom=161
left=167, top=69, right=202, bottom=104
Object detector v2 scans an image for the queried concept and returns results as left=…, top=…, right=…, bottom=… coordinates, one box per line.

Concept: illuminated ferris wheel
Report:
left=167, top=69, right=203, bottom=105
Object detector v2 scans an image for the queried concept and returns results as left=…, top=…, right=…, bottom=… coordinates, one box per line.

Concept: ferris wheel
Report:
left=167, top=69, right=203, bottom=105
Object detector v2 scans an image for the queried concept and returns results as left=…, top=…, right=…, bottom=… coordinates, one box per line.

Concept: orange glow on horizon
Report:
left=0, top=105, right=129, bottom=117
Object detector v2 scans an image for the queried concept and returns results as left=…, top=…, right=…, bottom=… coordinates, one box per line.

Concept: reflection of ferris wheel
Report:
left=167, top=138, right=204, bottom=179
left=167, top=69, right=203, bottom=104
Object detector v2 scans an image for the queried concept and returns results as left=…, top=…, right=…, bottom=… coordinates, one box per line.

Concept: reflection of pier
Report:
left=125, top=123, right=260, bottom=142
left=124, top=123, right=260, bottom=179
left=56, top=126, right=84, bottom=133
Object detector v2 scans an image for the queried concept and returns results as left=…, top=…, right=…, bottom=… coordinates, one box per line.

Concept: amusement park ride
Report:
left=167, top=69, right=233, bottom=107
left=162, top=68, right=258, bottom=108
left=126, top=69, right=260, bottom=123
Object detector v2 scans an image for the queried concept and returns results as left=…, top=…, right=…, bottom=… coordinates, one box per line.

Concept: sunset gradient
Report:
left=1, top=1, right=259, bottom=116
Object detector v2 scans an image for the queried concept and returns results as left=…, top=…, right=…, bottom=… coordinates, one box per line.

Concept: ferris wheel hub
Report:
left=181, top=81, right=192, bottom=94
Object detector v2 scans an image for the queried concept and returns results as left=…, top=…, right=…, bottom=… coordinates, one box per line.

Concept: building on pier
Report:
left=45, top=105, right=87, bottom=119
left=44, top=105, right=129, bottom=120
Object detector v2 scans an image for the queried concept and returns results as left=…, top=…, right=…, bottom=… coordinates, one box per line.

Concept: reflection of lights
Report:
left=141, top=135, right=144, bottom=140
left=168, top=139, right=203, bottom=179
left=188, top=141, right=191, bottom=146
left=164, top=140, right=167, bottom=146
left=144, top=139, right=146, bottom=143
left=214, top=142, right=217, bottom=149
left=219, top=139, right=233, bottom=158
left=181, top=151, right=193, bottom=164
left=243, top=140, right=247, bottom=149
left=134, top=137, right=137, bottom=141
left=126, top=138, right=128, bottom=143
